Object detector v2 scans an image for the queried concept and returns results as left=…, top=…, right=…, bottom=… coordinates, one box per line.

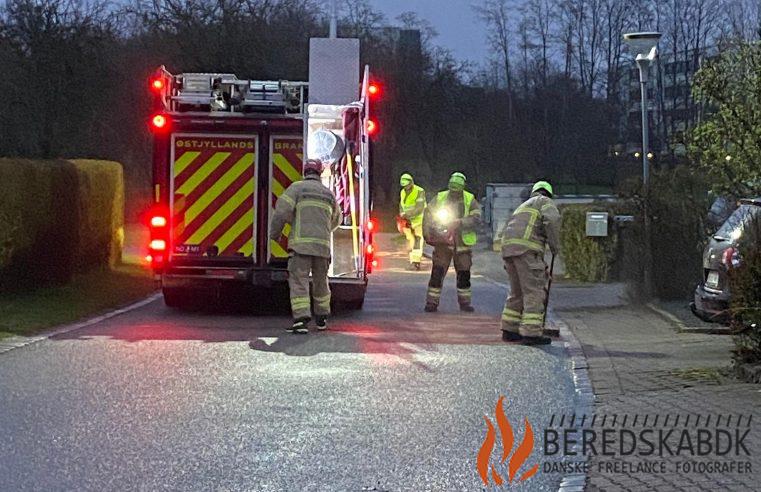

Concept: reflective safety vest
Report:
left=269, top=176, right=341, bottom=258
left=501, top=194, right=561, bottom=257
left=436, top=190, right=478, bottom=247
left=400, top=185, right=426, bottom=228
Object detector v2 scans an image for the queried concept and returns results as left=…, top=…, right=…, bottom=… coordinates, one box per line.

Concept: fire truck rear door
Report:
left=268, top=135, right=304, bottom=262
left=170, top=134, right=257, bottom=259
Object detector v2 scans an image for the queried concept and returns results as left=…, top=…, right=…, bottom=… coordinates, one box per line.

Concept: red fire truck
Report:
left=145, top=39, right=376, bottom=309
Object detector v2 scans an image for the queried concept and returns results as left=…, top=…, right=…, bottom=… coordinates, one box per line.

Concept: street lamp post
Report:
left=624, top=31, right=661, bottom=298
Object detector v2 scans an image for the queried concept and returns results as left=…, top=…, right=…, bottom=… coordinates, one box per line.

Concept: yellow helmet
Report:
left=532, top=181, right=554, bottom=197
left=400, top=173, right=413, bottom=186
left=448, top=172, right=466, bottom=191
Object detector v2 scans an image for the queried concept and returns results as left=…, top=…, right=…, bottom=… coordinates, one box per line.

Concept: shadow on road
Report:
left=51, top=303, right=564, bottom=365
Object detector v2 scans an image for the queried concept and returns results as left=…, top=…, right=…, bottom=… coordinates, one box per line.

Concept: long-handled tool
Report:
left=542, top=254, right=559, bottom=338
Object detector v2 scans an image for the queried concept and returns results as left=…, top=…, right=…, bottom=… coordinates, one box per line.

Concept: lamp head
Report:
left=623, top=32, right=661, bottom=58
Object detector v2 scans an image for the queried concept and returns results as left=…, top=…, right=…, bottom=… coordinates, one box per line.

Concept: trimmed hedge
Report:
left=0, top=158, right=124, bottom=290
left=559, top=204, right=619, bottom=282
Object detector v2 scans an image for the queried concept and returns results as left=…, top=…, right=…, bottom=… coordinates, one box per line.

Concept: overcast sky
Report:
left=372, top=0, right=490, bottom=64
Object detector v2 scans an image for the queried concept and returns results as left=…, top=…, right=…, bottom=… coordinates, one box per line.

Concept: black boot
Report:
left=502, top=331, right=522, bottom=342
left=521, top=335, right=551, bottom=346
left=459, top=304, right=475, bottom=312
left=315, top=315, right=328, bottom=331
left=424, top=303, right=437, bottom=312
left=289, top=318, right=310, bottom=334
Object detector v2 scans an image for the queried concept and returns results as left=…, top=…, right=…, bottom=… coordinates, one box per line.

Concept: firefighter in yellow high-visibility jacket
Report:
left=423, top=172, right=481, bottom=312
left=269, top=159, right=341, bottom=334
left=398, top=173, right=426, bottom=270
left=500, top=181, right=561, bottom=346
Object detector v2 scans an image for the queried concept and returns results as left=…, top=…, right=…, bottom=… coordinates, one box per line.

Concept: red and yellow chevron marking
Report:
left=171, top=135, right=256, bottom=257
left=269, top=137, right=303, bottom=259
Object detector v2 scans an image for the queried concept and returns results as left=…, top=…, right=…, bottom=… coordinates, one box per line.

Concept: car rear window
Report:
left=716, top=205, right=760, bottom=241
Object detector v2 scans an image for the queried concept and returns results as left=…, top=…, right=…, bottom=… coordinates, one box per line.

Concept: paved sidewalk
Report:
left=559, top=301, right=761, bottom=491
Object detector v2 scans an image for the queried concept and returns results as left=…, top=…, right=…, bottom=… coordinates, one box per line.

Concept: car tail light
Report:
left=722, top=247, right=740, bottom=268
left=150, top=239, right=166, bottom=251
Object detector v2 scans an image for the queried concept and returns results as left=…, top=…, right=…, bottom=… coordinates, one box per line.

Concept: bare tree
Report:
left=474, top=0, right=515, bottom=119
left=524, top=0, right=553, bottom=87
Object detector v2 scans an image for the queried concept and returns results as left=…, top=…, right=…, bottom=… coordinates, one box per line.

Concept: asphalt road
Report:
left=0, top=237, right=578, bottom=491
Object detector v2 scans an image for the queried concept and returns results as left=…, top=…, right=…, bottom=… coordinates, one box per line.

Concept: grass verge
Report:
left=0, top=264, right=156, bottom=340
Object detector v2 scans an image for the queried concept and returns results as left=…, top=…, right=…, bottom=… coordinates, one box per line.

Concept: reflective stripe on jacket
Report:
left=399, top=185, right=426, bottom=228
left=428, top=190, right=481, bottom=248
left=501, top=193, right=561, bottom=257
left=269, top=175, right=341, bottom=258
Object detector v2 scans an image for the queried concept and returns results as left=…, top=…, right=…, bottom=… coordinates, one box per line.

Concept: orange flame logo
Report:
left=477, top=396, right=539, bottom=486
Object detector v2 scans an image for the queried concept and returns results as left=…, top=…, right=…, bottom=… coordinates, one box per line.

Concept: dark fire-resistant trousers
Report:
left=288, top=253, right=331, bottom=321
left=426, top=246, right=473, bottom=307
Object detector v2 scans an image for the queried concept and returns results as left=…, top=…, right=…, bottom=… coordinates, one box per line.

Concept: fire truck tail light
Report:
left=366, top=119, right=378, bottom=135
left=150, top=216, right=167, bottom=228
left=366, top=244, right=374, bottom=255
left=372, top=260, right=378, bottom=268
left=367, top=218, right=376, bottom=232
left=151, top=78, right=164, bottom=91
left=151, top=114, right=167, bottom=129
left=150, top=239, right=166, bottom=251
left=368, top=83, right=380, bottom=97
left=145, top=255, right=153, bottom=263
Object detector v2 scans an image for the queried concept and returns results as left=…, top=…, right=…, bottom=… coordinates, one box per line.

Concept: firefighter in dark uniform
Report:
left=423, top=172, right=481, bottom=312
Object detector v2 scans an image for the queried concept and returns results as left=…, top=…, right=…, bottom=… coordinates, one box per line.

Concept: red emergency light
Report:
left=366, top=218, right=376, bottom=232
left=368, top=83, right=381, bottom=97
left=150, top=239, right=166, bottom=251
left=151, top=114, right=167, bottom=130
left=151, top=78, right=165, bottom=91
left=150, top=215, right=167, bottom=228
left=366, top=119, right=378, bottom=136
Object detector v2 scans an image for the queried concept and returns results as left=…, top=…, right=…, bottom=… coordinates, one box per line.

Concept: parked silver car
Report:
left=692, top=198, right=761, bottom=323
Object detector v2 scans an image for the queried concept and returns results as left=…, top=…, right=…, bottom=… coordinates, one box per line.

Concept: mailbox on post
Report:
left=586, top=212, right=609, bottom=237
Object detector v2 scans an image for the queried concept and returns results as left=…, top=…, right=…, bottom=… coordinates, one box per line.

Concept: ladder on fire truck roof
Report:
left=152, top=66, right=308, bottom=116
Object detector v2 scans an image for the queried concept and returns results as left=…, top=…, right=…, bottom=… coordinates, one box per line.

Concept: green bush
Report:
left=0, top=158, right=124, bottom=290
left=730, top=222, right=761, bottom=364
left=559, top=204, right=619, bottom=282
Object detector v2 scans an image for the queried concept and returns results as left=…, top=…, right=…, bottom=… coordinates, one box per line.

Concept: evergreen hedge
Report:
left=0, top=158, right=124, bottom=290
left=559, top=204, right=619, bottom=282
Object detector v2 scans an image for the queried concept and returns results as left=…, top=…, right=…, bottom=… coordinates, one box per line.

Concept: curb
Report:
left=645, top=302, right=731, bottom=335
left=478, top=272, right=593, bottom=491
left=0, top=293, right=162, bottom=355
left=552, top=310, right=594, bottom=492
